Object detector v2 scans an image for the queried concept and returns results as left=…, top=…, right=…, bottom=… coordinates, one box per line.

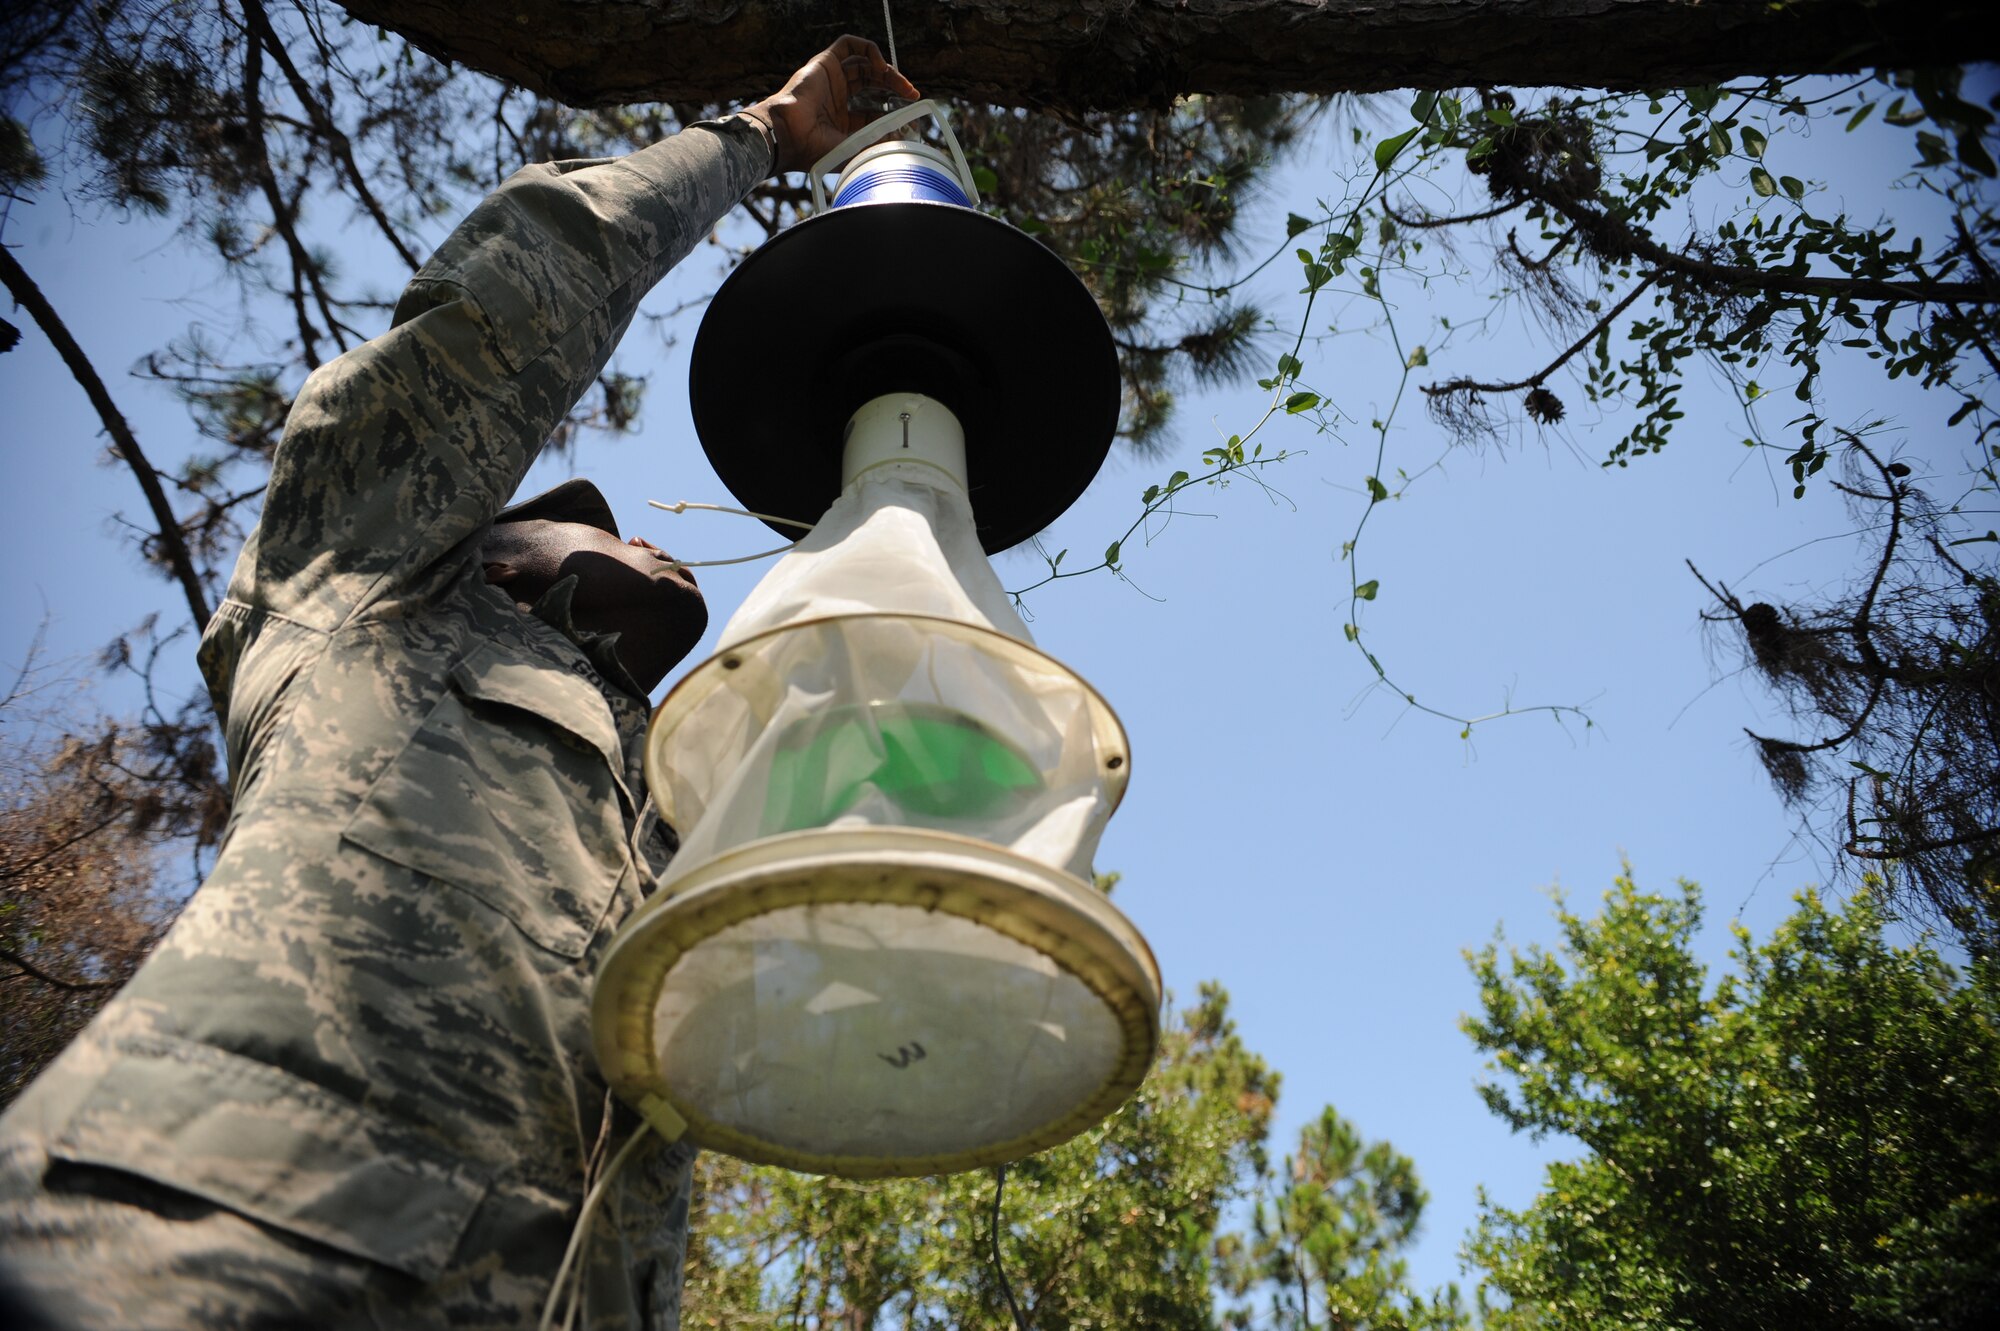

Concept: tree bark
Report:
left=336, top=0, right=1993, bottom=113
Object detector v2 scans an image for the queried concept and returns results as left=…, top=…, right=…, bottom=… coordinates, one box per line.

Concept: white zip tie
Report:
left=882, top=0, right=898, bottom=71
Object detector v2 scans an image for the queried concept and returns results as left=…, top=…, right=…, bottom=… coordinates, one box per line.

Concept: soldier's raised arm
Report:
left=230, top=36, right=917, bottom=632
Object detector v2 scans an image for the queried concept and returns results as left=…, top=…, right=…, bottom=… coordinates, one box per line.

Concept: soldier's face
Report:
left=484, top=520, right=708, bottom=692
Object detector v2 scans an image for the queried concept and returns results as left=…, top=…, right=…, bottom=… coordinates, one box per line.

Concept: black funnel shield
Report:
left=688, top=201, right=1119, bottom=553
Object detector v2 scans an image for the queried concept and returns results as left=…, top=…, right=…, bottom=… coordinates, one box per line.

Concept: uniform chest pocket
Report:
left=344, top=644, right=634, bottom=958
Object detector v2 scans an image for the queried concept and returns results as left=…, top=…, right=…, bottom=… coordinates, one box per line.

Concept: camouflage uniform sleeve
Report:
left=230, top=119, right=774, bottom=629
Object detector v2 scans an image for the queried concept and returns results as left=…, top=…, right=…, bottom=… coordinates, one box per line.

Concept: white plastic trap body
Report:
left=843, top=391, right=967, bottom=491
left=593, top=399, right=1158, bottom=1178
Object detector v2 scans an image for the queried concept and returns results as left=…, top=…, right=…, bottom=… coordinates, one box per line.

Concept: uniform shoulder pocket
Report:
left=343, top=642, right=633, bottom=958
left=49, top=1035, right=487, bottom=1282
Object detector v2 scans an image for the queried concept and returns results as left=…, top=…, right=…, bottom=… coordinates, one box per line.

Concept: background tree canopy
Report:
left=3, top=0, right=1998, bottom=1320
left=1465, top=873, right=2000, bottom=1330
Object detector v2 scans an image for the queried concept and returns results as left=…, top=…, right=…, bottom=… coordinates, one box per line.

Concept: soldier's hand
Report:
left=746, top=35, right=920, bottom=176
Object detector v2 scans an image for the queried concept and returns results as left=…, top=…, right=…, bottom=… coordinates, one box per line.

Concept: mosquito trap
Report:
left=592, top=101, right=1160, bottom=1179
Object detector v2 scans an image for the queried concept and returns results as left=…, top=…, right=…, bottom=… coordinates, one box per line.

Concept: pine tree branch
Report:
left=1536, top=184, right=2000, bottom=306
left=0, top=805, right=128, bottom=887
left=1384, top=199, right=1522, bottom=230
left=0, top=945, right=121, bottom=992
left=339, top=0, right=1998, bottom=112
left=244, top=0, right=422, bottom=273
left=1423, top=273, right=1656, bottom=397
left=1943, top=214, right=2000, bottom=383
left=239, top=7, right=353, bottom=362
left=1745, top=441, right=1905, bottom=758
left=1845, top=822, right=2000, bottom=860
left=0, top=244, right=213, bottom=631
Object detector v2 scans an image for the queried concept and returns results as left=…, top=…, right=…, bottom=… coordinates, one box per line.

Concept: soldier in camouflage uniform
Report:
left=0, top=35, right=918, bottom=1330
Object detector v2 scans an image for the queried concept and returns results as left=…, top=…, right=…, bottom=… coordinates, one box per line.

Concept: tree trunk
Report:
left=336, top=0, right=1991, bottom=113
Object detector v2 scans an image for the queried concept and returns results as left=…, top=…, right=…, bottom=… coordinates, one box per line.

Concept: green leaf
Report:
left=1845, top=101, right=1875, bottom=131
left=1750, top=166, right=1777, bottom=197
left=1485, top=103, right=1516, bottom=127
left=1104, top=540, right=1121, bottom=567
left=1286, top=212, right=1313, bottom=238
left=1278, top=353, right=1304, bottom=378
left=1343, top=623, right=1359, bottom=641
left=1882, top=97, right=1925, bottom=127
left=1741, top=126, right=1768, bottom=158
left=1684, top=84, right=1722, bottom=114
left=1780, top=175, right=1805, bottom=200
left=1959, top=135, right=1998, bottom=178
left=1053, top=548, right=1067, bottom=566
left=1284, top=391, right=1320, bottom=414
left=1410, top=90, right=1438, bottom=124
left=1366, top=476, right=1389, bottom=502
left=971, top=165, right=999, bottom=194
left=1374, top=126, right=1421, bottom=172
left=1406, top=345, right=1429, bottom=368
left=1355, top=579, right=1380, bottom=601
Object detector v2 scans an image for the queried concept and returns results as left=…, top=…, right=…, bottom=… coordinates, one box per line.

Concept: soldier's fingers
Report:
left=821, top=34, right=885, bottom=65
left=823, top=35, right=917, bottom=96
left=877, top=59, right=919, bottom=102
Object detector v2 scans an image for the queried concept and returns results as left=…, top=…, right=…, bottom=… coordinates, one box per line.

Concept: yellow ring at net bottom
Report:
left=591, top=826, right=1161, bottom=1178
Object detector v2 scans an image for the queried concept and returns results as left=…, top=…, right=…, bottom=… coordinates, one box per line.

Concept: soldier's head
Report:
left=483, top=481, right=707, bottom=693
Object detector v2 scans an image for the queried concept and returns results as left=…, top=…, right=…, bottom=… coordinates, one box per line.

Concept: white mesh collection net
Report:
left=597, top=459, right=1157, bottom=1176
left=655, top=460, right=1130, bottom=890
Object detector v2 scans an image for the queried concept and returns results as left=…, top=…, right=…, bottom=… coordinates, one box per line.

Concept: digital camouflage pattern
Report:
left=0, top=118, right=773, bottom=1329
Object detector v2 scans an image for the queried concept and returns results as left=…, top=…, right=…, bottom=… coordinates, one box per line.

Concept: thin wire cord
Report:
left=538, top=1121, right=654, bottom=1331
left=644, top=498, right=804, bottom=570
left=882, top=0, right=898, bottom=70
left=646, top=498, right=815, bottom=531
left=665, top=542, right=798, bottom=571
left=990, top=1163, right=1031, bottom=1330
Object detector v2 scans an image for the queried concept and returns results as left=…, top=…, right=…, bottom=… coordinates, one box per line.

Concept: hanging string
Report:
left=990, top=1163, right=1031, bottom=1330
left=538, top=1121, right=655, bottom=1331
left=881, top=0, right=899, bottom=71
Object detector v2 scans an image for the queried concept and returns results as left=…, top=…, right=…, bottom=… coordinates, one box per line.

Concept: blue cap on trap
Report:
left=833, top=159, right=973, bottom=209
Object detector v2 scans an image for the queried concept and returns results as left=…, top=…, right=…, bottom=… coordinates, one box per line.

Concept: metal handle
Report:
left=808, top=98, right=981, bottom=213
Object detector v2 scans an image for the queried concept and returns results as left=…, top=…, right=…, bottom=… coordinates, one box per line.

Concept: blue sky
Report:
left=2, top=76, right=1984, bottom=1300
